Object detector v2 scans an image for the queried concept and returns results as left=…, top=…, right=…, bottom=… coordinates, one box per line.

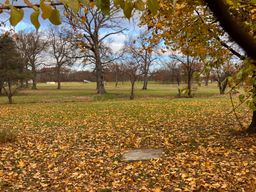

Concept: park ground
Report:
left=0, top=82, right=256, bottom=191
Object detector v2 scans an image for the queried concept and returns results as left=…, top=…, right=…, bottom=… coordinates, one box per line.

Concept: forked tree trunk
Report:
left=218, top=79, right=228, bottom=95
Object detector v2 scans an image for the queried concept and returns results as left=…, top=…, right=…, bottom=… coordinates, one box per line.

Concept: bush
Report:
left=0, top=128, right=17, bottom=143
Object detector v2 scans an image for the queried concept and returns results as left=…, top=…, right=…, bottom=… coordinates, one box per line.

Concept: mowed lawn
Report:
left=0, top=82, right=255, bottom=191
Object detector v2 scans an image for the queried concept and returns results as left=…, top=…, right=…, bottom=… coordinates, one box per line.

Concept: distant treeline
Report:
left=37, top=67, right=216, bottom=84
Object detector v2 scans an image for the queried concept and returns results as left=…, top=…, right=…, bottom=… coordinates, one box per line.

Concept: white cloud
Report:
left=106, top=33, right=127, bottom=52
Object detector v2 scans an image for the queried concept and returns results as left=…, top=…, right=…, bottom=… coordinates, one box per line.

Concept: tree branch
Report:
left=195, top=9, right=246, bottom=60
left=204, top=0, right=256, bottom=60
left=0, top=2, right=63, bottom=10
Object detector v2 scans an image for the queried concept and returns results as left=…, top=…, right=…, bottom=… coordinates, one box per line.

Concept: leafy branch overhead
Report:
left=0, top=0, right=159, bottom=29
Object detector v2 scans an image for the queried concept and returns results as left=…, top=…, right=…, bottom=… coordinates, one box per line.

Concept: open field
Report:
left=0, top=82, right=255, bottom=191
left=1, top=82, right=225, bottom=104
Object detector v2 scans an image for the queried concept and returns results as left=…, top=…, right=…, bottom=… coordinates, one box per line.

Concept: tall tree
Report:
left=16, top=31, right=47, bottom=90
left=121, top=38, right=143, bottom=100
left=0, top=34, right=29, bottom=104
left=66, top=6, right=124, bottom=94
left=135, top=31, right=158, bottom=90
left=165, top=61, right=182, bottom=86
left=48, top=27, right=78, bottom=89
left=170, top=54, right=202, bottom=97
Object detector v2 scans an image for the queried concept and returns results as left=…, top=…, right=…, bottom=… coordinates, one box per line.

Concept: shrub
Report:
left=0, top=128, right=17, bottom=143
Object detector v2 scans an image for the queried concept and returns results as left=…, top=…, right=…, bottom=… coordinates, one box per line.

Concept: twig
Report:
left=229, top=90, right=246, bottom=129
left=0, top=2, right=63, bottom=10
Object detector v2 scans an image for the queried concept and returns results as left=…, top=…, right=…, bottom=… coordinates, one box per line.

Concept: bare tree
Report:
left=16, top=31, right=47, bottom=89
left=212, top=60, right=236, bottom=95
left=121, top=38, right=143, bottom=100
left=134, top=32, right=158, bottom=90
left=170, top=54, right=202, bottom=97
left=48, top=27, right=78, bottom=89
left=122, top=61, right=141, bottom=100
left=165, top=61, right=182, bottom=86
left=66, top=6, right=125, bottom=94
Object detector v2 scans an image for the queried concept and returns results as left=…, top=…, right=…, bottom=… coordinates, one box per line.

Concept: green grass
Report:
left=0, top=81, right=225, bottom=104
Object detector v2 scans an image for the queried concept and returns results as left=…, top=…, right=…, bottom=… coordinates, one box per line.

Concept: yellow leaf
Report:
left=153, top=187, right=161, bottom=192
left=60, top=0, right=80, bottom=13
left=48, top=163, right=54, bottom=169
left=0, top=170, right=3, bottom=177
left=40, top=182, right=48, bottom=187
left=9, top=6, right=24, bottom=26
left=123, top=1, right=134, bottom=19
left=52, top=151, right=58, bottom=157
left=49, top=9, right=62, bottom=25
left=40, top=0, right=53, bottom=19
left=134, top=0, right=144, bottom=11
left=30, top=10, right=40, bottom=30
left=24, top=0, right=34, bottom=7
left=147, top=0, right=159, bottom=15
left=96, top=0, right=110, bottom=15
left=125, top=164, right=133, bottom=170
left=18, top=160, right=25, bottom=168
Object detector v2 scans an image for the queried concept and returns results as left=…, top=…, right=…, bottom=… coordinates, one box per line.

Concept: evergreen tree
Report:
left=0, top=34, right=30, bottom=104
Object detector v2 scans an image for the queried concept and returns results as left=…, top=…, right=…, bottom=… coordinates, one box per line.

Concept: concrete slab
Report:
left=121, top=149, right=164, bottom=161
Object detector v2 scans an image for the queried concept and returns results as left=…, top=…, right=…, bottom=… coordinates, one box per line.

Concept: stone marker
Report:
left=122, top=149, right=164, bottom=161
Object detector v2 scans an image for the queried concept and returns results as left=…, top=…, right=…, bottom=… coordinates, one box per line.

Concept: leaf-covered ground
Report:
left=0, top=97, right=255, bottom=191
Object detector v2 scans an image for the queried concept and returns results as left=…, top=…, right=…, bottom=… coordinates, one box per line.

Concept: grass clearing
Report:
left=0, top=82, right=254, bottom=191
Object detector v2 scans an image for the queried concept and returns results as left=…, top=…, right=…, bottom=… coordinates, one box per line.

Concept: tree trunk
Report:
left=247, top=71, right=256, bottom=133
left=32, top=77, right=37, bottom=90
left=95, top=48, right=106, bottom=94
left=32, top=66, right=37, bottom=90
left=115, top=70, right=118, bottom=87
left=56, top=67, right=61, bottom=90
left=130, top=81, right=135, bottom=100
left=218, top=79, right=228, bottom=95
left=7, top=81, right=13, bottom=104
left=25, top=65, right=29, bottom=88
left=142, top=73, right=148, bottom=90
left=25, top=80, right=29, bottom=88
left=187, top=71, right=192, bottom=97
left=217, top=81, right=223, bottom=94
left=205, top=74, right=209, bottom=86
left=176, top=77, right=180, bottom=86
left=247, top=110, right=256, bottom=133
left=20, top=79, right=24, bottom=88
left=0, top=81, right=3, bottom=95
